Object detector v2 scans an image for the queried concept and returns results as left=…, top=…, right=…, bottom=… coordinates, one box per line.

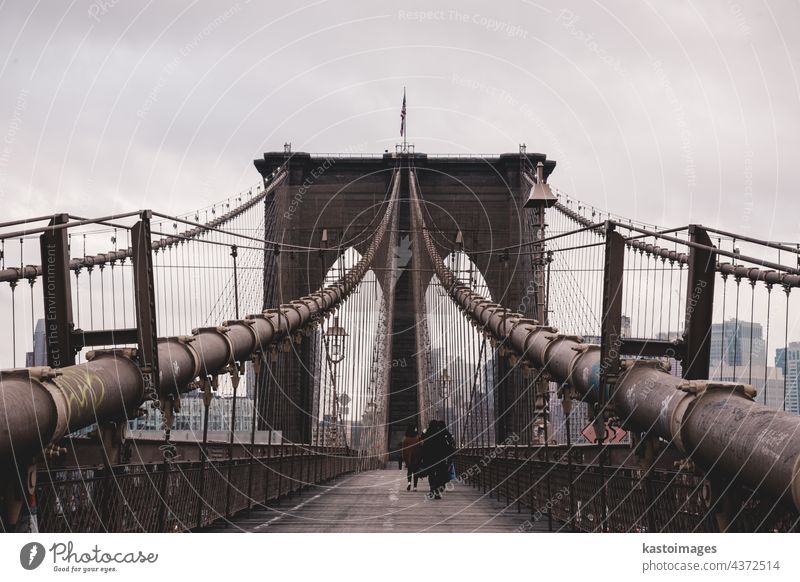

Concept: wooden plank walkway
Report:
left=202, top=469, right=551, bottom=533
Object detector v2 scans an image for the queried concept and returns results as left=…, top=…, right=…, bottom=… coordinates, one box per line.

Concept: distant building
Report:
left=710, top=319, right=764, bottom=369
left=775, top=342, right=800, bottom=415
left=651, top=321, right=770, bottom=382
left=621, top=315, right=631, bottom=338
left=313, top=413, right=345, bottom=446
left=245, top=360, right=257, bottom=400
left=25, top=318, right=46, bottom=367
left=548, top=386, right=590, bottom=445
left=131, top=392, right=255, bottom=432
left=710, top=363, right=786, bottom=411
left=348, top=420, right=364, bottom=449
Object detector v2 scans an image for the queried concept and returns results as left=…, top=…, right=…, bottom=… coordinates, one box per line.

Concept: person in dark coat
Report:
left=401, top=424, right=423, bottom=491
left=421, top=419, right=455, bottom=499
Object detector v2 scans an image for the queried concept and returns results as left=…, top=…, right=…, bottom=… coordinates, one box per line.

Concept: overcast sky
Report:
left=1, top=0, right=798, bottom=243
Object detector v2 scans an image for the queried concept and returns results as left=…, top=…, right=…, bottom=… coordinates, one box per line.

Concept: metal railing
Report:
left=32, top=440, right=369, bottom=533
left=455, top=447, right=799, bottom=533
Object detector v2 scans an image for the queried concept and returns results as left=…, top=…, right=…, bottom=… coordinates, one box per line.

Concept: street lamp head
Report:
left=524, top=161, right=557, bottom=209
left=326, top=315, right=348, bottom=363
left=439, top=368, right=451, bottom=398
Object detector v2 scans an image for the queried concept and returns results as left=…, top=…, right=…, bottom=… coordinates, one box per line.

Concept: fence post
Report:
left=39, top=213, right=75, bottom=368
left=682, top=225, right=716, bottom=380
left=131, top=211, right=161, bottom=398
left=597, top=222, right=625, bottom=532
left=196, top=377, right=212, bottom=529
left=132, top=211, right=176, bottom=532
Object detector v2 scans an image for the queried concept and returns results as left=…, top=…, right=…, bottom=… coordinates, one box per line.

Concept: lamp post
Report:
left=439, top=368, right=451, bottom=426
left=325, top=316, right=348, bottom=446
left=524, top=160, right=557, bottom=444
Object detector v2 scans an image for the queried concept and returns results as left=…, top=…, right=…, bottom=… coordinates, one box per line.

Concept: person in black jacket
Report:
left=420, top=419, right=455, bottom=499
left=401, top=424, right=423, bottom=491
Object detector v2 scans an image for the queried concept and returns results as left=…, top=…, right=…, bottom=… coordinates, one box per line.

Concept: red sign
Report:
left=581, top=422, right=627, bottom=444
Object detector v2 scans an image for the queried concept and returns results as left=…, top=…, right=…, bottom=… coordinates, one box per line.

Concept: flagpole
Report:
left=403, top=86, right=407, bottom=151
left=400, top=87, right=408, bottom=153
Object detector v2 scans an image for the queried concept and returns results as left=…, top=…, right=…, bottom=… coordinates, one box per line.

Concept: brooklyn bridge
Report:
left=1, top=147, right=798, bottom=533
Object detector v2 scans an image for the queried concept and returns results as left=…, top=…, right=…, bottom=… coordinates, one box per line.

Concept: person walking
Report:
left=401, top=424, right=422, bottom=491
left=421, top=419, right=455, bottom=499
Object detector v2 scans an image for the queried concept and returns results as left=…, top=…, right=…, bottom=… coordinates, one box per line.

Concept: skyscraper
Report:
left=245, top=360, right=257, bottom=400
left=709, top=319, right=765, bottom=369
left=775, top=342, right=800, bottom=415
left=25, top=319, right=46, bottom=367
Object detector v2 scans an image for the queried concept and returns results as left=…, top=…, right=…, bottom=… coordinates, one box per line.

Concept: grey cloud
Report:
left=0, top=0, right=797, bottom=242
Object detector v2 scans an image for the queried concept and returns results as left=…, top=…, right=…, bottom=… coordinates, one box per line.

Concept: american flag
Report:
left=400, top=89, right=406, bottom=137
